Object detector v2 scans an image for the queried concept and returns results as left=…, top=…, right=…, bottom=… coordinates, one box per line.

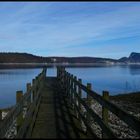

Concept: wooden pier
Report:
left=0, top=67, right=140, bottom=138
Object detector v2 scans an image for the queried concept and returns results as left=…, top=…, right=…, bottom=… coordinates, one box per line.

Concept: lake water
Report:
left=0, top=65, right=140, bottom=108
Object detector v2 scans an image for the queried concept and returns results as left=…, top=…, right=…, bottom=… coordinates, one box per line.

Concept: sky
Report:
left=0, top=2, right=140, bottom=59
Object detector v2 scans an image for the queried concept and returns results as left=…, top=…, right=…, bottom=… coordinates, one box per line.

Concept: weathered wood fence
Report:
left=0, top=68, right=46, bottom=138
left=57, top=66, right=140, bottom=138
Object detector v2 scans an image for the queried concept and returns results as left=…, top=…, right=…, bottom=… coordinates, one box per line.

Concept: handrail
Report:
left=57, top=66, right=140, bottom=138
left=16, top=77, right=44, bottom=138
left=74, top=90, right=116, bottom=138
left=0, top=67, right=47, bottom=138
left=73, top=77, right=140, bottom=134
left=16, top=67, right=46, bottom=138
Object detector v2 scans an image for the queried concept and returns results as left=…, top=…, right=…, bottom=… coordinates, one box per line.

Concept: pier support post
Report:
left=102, top=91, right=109, bottom=138
left=16, top=90, right=23, bottom=133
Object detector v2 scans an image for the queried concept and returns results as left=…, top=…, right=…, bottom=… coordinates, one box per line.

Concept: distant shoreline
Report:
left=0, top=62, right=140, bottom=69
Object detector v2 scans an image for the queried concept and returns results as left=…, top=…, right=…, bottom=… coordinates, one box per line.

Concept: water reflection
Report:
left=128, top=65, right=140, bottom=75
left=0, top=68, right=42, bottom=108
left=66, top=65, right=140, bottom=96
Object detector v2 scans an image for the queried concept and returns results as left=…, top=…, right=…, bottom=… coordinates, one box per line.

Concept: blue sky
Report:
left=0, top=2, right=140, bottom=59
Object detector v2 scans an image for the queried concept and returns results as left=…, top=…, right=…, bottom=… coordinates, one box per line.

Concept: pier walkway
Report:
left=31, top=77, right=89, bottom=138
left=0, top=67, right=140, bottom=139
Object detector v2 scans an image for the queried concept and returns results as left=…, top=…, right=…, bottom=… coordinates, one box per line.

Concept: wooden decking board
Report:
left=31, top=77, right=92, bottom=138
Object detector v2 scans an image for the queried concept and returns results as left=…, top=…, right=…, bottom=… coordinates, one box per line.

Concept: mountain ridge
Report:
left=0, top=52, right=140, bottom=64
left=119, top=52, right=140, bottom=63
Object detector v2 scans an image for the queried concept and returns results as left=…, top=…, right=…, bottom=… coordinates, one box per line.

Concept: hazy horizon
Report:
left=0, top=2, right=140, bottom=59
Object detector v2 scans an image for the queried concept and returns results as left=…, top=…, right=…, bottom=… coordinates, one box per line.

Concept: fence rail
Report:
left=57, top=66, right=140, bottom=138
left=0, top=68, right=46, bottom=138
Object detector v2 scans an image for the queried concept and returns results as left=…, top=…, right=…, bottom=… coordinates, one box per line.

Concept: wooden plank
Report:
left=31, top=77, right=88, bottom=138
left=31, top=78, right=57, bottom=138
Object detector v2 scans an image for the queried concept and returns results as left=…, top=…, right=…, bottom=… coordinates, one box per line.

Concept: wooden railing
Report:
left=0, top=68, right=46, bottom=138
left=57, top=66, right=140, bottom=138
left=1, top=66, right=140, bottom=138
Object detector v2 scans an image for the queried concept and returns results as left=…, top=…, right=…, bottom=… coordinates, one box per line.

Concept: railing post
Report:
left=68, top=73, right=71, bottom=98
left=70, top=75, right=74, bottom=107
left=60, top=68, right=64, bottom=89
left=59, top=67, right=61, bottom=79
left=67, top=72, right=69, bottom=97
left=78, top=79, right=82, bottom=120
left=62, top=67, right=65, bottom=90
left=73, top=76, right=77, bottom=116
left=86, top=83, right=92, bottom=133
left=16, top=90, right=23, bottom=133
left=43, top=67, right=47, bottom=76
left=63, top=70, right=66, bottom=93
left=59, top=67, right=61, bottom=80
left=68, top=74, right=71, bottom=104
left=32, top=79, right=35, bottom=102
left=35, top=76, right=38, bottom=95
left=27, top=83, right=31, bottom=108
left=43, top=67, right=46, bottom=81
left=27, top=83, right=31, bottom=93
left=0, top=109, right=2, bottom=121
left=57, top=67, right=59, bottom=79
left=65, top=72, right=68, bottom=96
left=102, top=91, right=109, bottom=138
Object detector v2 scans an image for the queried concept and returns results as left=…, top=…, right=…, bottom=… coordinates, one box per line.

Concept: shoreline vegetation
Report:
left=110, top=92, right=140, bottom=119
left=110, top=92, right=140, bottom=118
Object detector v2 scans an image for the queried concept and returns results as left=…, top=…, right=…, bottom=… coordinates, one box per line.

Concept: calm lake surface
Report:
left=0, top=65, right=140, bottom=108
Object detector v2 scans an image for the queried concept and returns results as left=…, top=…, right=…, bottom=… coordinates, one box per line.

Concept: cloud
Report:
left=0, top=2, right=140, bottom=58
